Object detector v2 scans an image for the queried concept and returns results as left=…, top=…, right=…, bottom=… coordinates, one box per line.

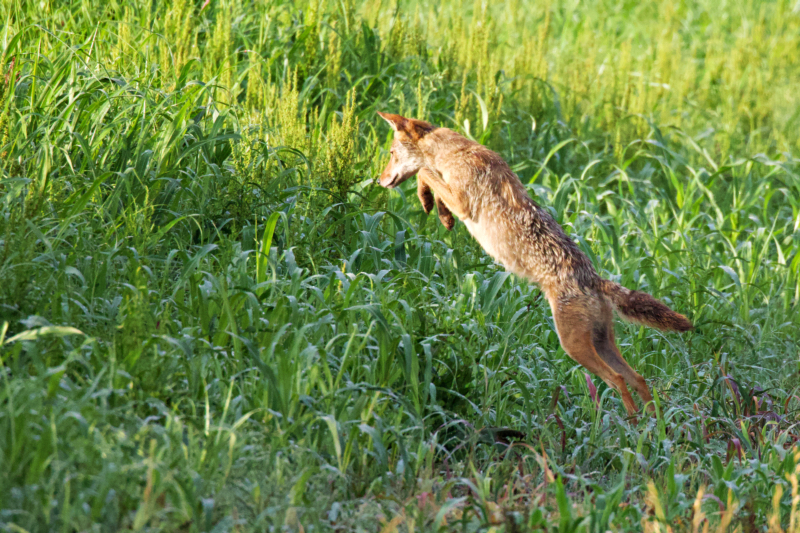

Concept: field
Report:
left=1, top=0, right=800, bottom=530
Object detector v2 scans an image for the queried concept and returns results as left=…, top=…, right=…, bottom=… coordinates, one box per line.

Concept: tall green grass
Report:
left=0, top=0, right=798, bottom=531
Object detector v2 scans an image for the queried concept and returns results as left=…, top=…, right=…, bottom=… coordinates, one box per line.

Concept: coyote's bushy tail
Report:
left=600, top=280, right=693, bottom=332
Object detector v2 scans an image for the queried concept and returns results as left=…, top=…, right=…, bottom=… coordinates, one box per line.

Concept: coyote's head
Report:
left=377, top=112, right=435, bottom=188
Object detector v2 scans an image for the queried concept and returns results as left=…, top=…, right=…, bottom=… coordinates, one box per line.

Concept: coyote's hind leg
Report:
left=592, top=312, right=655, bottom=413
left=553, top=302, right=638, bottom=416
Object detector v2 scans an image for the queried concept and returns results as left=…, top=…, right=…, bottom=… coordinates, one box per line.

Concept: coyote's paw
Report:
left=437, top=199, right=455, bottom=231
left=417, top=181, right=435, bottom=214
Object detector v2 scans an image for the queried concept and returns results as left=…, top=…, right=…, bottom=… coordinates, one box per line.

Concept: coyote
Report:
left=377, top=112, right=692, bottom=415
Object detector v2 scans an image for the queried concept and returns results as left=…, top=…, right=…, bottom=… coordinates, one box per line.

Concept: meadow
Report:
left=1, top=0, right=799, bottom=530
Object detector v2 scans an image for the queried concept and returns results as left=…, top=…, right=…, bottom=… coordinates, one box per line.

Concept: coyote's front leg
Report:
left=417, top=178, right=436, bottom=215
left=418, top=167, right=470, bottom=222
left=435, top=196, right=455, bottom=230
left=418, top=170, right=455, bottom=230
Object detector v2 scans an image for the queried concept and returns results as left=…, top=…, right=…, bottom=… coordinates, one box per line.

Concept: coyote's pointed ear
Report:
left=378, top=112, right=435, bottom=141
left=377, top=112, right=408, bottom=132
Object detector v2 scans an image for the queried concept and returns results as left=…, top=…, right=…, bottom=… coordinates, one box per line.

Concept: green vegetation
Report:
left=1, top=0, right=799, bottom=530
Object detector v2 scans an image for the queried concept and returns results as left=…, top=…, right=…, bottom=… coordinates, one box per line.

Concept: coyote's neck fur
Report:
left=417, top=127, right=598, bottom=298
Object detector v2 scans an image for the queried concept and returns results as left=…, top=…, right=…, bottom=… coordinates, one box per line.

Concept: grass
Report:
left=0, top=0, right=799, bottom=531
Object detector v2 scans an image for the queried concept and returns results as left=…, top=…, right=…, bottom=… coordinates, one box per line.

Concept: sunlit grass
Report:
left=0, top=0, right=798, bottom=531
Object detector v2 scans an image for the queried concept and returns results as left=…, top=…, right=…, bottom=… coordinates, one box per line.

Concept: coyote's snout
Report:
left=377, top=111, right=692, bottom=416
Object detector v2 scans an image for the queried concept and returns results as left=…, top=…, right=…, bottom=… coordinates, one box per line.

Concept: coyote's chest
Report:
left=461, top=208, right=556, bottom=288
left=462, top=217, right=503, bottom=265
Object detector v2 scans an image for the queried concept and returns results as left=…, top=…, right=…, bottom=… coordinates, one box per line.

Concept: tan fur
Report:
left=378, top=112, right=694, bottom=416
left=417, top=170, right=455, bottom=230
